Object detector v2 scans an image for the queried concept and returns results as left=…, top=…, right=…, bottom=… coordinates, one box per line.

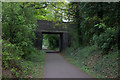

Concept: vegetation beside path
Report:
left=63, top=45, right=118, bottom=78
left=2, top=3, right=47, bottom=78
left=3, top=48, right=46, bottom=78
left=62, top=2, right=119, bottom=78
left=2, top=2, right=119, bottom=79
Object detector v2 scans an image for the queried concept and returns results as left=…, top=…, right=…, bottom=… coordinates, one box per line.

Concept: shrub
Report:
left=93, top=23, right=118, bottom=55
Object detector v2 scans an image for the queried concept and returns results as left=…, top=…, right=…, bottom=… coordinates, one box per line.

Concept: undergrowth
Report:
left=63, top=45, right=118, bottom=78
left=2, top=41, right=46, bottom=78
left=20, top=50, right=46, bottom=78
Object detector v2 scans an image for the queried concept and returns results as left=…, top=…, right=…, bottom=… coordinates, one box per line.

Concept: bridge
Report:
left=35, top=20, right=71, bottom=52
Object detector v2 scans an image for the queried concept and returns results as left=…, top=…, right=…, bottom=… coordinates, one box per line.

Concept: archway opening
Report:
left=42, top=32, right=63, bottom=53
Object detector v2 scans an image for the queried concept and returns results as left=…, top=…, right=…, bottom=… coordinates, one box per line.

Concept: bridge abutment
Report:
left=35, top=20, right=71, bottom=52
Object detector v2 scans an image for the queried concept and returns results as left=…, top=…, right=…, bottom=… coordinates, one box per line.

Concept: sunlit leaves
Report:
left=2, top=2, right=38, bottom=74
left=94, top=23, right=106, bottom=30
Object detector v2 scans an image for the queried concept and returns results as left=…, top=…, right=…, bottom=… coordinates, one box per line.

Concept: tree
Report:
left=67, top=2, right=118, bottom=54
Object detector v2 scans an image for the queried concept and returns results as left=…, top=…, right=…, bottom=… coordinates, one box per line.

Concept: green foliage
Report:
left=64, top=2, right=118, bottom=78
left=25, top=50, right=46, bottom=62
left=2, top=2, right=37, bottom=57
left=63, top=46, right=118, bottom=78
left=20, top=50, right=46, bottom=78
left=43, top=34, right=60, bottom=50
left=2, top=2, right=69, bottom=78
left=2, top=40, right=23, bottom=69
left=68, top=2, right=118, bottom=54
left=2, top=1, right=118, bottom=78
left=27, top=2, right=69, bottom=22
left=2, top=2, right=46, bottom=78
left=94, top=23, right=106, bottom=29
left=92, top=23, right=118, bottom=54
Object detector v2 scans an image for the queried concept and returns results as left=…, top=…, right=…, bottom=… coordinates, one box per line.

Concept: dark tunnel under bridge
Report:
left=35, top=20, right=71, bottom=52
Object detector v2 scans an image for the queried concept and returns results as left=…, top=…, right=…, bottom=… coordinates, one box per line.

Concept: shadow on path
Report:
left=44, top=51, right=93, bottom=78
left=43, top=49, right=59, bottom=53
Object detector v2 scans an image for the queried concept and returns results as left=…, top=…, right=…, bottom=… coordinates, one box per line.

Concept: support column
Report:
left=61, top=32, right=69, bottom=51
left=35, top=31, right=43, bottom=49
left=60, top=33, right=63, bottom=52
left=64, top=33, right=67, bottom=49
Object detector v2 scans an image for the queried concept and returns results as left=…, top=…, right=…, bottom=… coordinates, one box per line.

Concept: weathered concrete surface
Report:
left=44, top=53, right=92, bottom=78
left=35, top=20, right=71, bottom=51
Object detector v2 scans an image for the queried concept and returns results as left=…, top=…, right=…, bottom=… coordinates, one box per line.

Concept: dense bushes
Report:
left=62, top=2, right=118, bottom=78
left=63, top=46, right=118, bottom=78
left=92, top=23, right=118, bottom=55
left=2, top=40, right=23, bottom=69
left=2, top=3, right=37, bottom=57
left=68, top=2, right=118, bottom=54
left=2, top=40, right=24, bottom=77
left=2, top=3, right=46, bottom=78
left=2, top=40, right=46, bottom=78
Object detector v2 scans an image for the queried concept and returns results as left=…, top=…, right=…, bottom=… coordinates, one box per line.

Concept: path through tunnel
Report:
left=41, top=32, right=63, bottom=53
left=35, top=20, right=71, bottom=52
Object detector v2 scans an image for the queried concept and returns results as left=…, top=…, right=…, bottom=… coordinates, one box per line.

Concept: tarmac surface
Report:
left=44, top=50, right=92, bottom=78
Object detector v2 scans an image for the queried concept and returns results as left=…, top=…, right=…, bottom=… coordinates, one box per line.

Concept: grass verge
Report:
left=62, top=45, right=118, bottom=78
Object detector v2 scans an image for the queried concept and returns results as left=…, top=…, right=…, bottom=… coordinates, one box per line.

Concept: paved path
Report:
left=44, top=52, right=92, bottom=78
